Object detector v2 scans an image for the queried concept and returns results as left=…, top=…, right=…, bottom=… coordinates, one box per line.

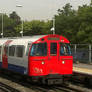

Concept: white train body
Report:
left=0, top=35, right=45, bottom=74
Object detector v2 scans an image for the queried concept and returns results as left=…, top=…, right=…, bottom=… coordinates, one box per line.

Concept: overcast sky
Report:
left=0, top=0, right=91, bottom=21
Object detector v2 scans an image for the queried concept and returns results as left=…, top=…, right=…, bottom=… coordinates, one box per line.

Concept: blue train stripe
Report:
left=0, top=62, right=28, bottom=75
left=8, top=64, right=28, bottom=75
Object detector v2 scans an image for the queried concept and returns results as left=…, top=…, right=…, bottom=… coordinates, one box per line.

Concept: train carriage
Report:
left=0, top=35, right=73, bottom=84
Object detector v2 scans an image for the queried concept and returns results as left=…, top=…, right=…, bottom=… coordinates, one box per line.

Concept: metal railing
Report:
left=71, top=44, right=92, bottom=64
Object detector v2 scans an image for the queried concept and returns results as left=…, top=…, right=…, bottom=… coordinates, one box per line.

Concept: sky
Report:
left=0, top=0, right=91, bottom=21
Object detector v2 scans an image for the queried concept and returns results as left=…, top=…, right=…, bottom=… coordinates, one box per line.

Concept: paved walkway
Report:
left=73, top=63, right=92, bottom=75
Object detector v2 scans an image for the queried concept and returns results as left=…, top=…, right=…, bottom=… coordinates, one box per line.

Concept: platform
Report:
left=73, top=63, right=92, bottom=76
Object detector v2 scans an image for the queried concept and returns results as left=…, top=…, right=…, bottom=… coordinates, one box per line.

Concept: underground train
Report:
left=0, top=34, right=73, bottom=84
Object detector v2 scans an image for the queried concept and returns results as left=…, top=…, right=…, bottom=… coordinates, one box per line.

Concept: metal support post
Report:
left=1, top=13, right=3, bottom=38
left=53, top=17, right=55, bottom=34
left=74, top=44, right=77, bottom=54
left=89, top=44, right=91, bottom=63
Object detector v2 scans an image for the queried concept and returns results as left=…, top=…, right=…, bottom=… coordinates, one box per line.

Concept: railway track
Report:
left=0, top=82, right=20, bottom=92
left=57, top=84, right=91, bottom=92
left=0, top=72, right=92, bottom=92
left=29, top=83, right=92, bottom=92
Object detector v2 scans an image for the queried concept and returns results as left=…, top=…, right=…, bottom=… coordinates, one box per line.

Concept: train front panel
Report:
left=28, top=35, right=73, bottom=77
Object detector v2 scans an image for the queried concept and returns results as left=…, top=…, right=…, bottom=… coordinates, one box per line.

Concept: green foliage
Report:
left=55, top=3, right=76, bottom=42
left=15, top=20, right=52, bottom=36
left=9, top=11, right=21, bottom=25
left=0, top=11, right=21, bottom=37
left=55, top=3, right=92, bottom=44
left=0, top=11, right=52, bottom=37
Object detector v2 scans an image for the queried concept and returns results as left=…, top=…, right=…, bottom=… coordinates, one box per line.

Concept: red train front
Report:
left=28, top=35, right=73, bottom=84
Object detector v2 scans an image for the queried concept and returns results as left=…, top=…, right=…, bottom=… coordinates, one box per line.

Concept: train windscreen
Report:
left=60, top=43, right=71, bottom=56
left=30, top=43, right=47, bottom=56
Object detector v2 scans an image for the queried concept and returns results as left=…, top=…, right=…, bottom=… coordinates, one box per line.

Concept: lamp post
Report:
left=1, top=13, right=3, bottom=38
left=53, top=17, right=55, bottom=34
left=16, top=5, right=23, bottom=37
left=50, top=16, right=55, bottom=34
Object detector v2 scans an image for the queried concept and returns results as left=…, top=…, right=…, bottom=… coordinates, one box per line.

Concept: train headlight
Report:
left=62, top=61, right=65, bottom=64
left=42, top=61, right=45, bottom=65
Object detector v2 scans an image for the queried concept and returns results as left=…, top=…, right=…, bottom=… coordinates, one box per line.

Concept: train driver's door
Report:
left=48, top=41, right=59, bottom=74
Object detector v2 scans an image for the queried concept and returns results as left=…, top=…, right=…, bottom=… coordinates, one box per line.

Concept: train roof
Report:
left=0, top=39, right=8, bottom=45
left=0, top=35, right=70, bottom=46
left=0, top=35, right=46, bottom=45
left=0, top=35, right=46, bottom=40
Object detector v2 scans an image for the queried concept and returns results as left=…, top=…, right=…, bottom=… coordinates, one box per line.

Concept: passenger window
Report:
left=9, top=45, right=15, bottom=56
left=50, top=43, right=57, bottom=56
left=16, top=45, right=24, bottom=57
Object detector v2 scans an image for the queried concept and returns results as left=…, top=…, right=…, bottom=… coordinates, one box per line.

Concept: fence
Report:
left=71, top=44, right=92, bottom=64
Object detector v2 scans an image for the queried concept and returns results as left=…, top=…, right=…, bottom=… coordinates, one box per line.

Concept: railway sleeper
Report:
left=72, top=73, right=92, bottom=87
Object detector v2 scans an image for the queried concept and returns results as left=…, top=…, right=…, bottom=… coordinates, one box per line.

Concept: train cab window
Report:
left=9, top=45, right=15, bottom=56
left=60, top=43, right=71, bottom=56
left=50, top=43, right=57, bottom=56
left=16, top=45, right=24, bottom=57
left=30, top=43, right=47, bottom=56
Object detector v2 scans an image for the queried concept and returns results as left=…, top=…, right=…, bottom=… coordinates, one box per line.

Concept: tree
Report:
left=9, top=11, right=21, bottom=25
left=55, top=2, right=92, bottom=44
left=57, top=3, right=73, bottom=16
left=55, top=3, right=76, bottom=42
left=76, top=4, right=92, bottom=43
left=0, top=12, right=21, bottom=37
left=15, top=20, right=52, bottom=36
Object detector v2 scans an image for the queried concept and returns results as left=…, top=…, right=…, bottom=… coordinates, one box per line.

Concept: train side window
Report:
left=9, top=45, right=15, bottom=56
left=50, top=43, right=57, bottom=56
left=16, top=45, right=24, bottom=57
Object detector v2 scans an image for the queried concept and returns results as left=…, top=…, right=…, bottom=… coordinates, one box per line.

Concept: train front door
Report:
left=48, top=41, right=59, bottom=74
left=2, top=40, right=12, bottom=68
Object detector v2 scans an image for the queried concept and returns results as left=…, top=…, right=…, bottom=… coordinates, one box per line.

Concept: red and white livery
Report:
left=0, top=35, right=73, bottom=84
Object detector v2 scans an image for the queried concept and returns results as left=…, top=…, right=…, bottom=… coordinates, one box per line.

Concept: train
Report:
left=0, top=34, right=73, bottom=84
